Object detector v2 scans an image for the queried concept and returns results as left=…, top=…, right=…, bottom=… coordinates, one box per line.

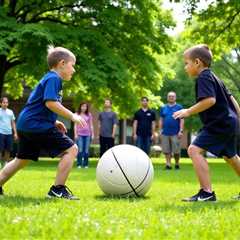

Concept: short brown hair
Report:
left=184, top=44, right=212, bottom=67
left=47, top=46, right=76, bottom=69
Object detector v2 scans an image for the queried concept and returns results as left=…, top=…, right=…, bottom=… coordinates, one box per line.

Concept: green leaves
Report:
left=0, top=0, right=175, bottom=117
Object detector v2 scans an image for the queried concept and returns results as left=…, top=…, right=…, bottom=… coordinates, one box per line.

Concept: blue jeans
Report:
left=76, top=136, right=91, bottom=167
left=136, top=136, right=151, bottom=155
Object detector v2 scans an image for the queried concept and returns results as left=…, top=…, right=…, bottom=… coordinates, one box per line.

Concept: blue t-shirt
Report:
left=17, top=71, right=63, bottom=132
left=160, top=104, right=183, bottom=136
left=195, top=69, right=238, bottom=134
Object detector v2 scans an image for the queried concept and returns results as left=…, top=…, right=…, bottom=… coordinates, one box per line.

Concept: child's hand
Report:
left=55, top=120, right=67, bottom=133
left=173, top=109, right=191, bottom=119
left=71, top=113, right=87, bottom=127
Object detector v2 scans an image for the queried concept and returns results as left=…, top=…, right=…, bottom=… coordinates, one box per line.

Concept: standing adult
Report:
left=98, top=99, right=118, bottom=157
left=159, top=91, right=184, bottom=170
left=0, top=97, right=18, bottom=167
left=74, top=102, right=94, bottom=168
left=133, top=97, right=156, bottom=155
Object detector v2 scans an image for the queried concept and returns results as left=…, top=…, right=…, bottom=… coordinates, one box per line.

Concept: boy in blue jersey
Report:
left=174, top=44, right=240, bottom=202
left=0, top=46, right=86, bottom=200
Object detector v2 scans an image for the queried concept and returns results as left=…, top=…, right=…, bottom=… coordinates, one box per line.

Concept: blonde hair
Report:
left=47, top=45, right=76, bottom=69
left=184, top=44, right=213, bottom=67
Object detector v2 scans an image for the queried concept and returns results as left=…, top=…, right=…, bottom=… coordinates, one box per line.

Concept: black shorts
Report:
left=192, top=129, right=238, bottom=158
left=17, top=127, right=74, bottom=161
left=0, top=133, right=13, bottom=152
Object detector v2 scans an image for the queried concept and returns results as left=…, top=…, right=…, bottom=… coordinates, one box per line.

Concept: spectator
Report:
left=159, top=91, right=184, bottom=170
left=74, top=102, right=94, bottom=168
left=133, top=97, right=156, bottom=155
left=98, top=99, right=118, bottom=157
left=0, top=97, right=17, bottom=167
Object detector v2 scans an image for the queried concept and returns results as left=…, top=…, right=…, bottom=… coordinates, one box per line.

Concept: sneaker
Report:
left=0, top=186, right=3, bottom=195
left=182, top=189, right=217, bottom=202
left=84, top=166, right=88, bottom=169
left=175, top=165, right=180, bottom=170
left=165, top=165, right=172, bottom=170
left=232, top=193, right=240, bottom=200
left=77, top=166, right=81, bottom=169
left=47, top=185, right=79, bottom=200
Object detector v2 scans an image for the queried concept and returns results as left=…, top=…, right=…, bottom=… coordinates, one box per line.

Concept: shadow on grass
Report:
left=155, top=200, right=240, bottom=213
left=22, top=160, right=240, bottom=184
left=94, top=194, right=150, bottom=202
left=0, top=195, right=53, bottom=207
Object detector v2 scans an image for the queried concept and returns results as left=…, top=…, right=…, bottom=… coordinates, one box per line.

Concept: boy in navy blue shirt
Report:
left=174, top=44, right=240, bottom=202
left=0, top=46, right=86, bottom=199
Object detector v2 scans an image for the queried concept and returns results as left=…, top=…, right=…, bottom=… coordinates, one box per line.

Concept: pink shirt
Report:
left=76, top=113, right=93, bottom=136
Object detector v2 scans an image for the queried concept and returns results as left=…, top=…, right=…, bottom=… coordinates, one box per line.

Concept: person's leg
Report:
left=188, top=144, right=212, bottom=192
left=99, top=136, right=105, bottom=157
left=161, top=135, right=172, bottom=168
left=83, top=136, right=91, bottom=167
left=106, top=137, right=114, bottom=152
left=81, top=136, right=87, bottom=167
left=0, top=158, right=29, bottom=187
left=0, top=134, right=5, bottom=167
left=78, top=136, right=84, bottom=167
left=143, top=136, right=151, bottom=155
left=172, top=135, right=181, bottom=168
left=223, top=155, right=240, bottom=176
left=55, top=144, right=78, bottom=186
left=76, top=137, right=82, bottom=167
left=3, top=151, right=11, bottom=163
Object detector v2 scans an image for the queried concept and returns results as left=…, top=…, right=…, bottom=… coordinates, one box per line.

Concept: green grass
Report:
left=0, top=157, right=240, bottom=240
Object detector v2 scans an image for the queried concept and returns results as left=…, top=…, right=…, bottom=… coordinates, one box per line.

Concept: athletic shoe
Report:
left=47, top=185, right=79, bottom=200
left=165, top=165, right=172, bottom=170
left=182, top=189, right=216, bottom=202
left=232, top=193, right=240, bottom=200
left=0, top=186, right=3, bottom=195
left=77, top=166, right=81, bottom=169
left=175, top=165, right=180, bottom=170
left=84, top=166, right=88, bottom=169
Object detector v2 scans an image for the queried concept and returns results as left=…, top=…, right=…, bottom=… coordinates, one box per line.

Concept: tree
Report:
left=0, top=0, right=175, bottom=117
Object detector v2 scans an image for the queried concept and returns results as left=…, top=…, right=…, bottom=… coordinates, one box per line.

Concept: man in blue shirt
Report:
left=159, top=92, right=184, bottom=170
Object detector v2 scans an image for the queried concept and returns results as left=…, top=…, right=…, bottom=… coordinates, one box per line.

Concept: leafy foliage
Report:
left=0, top=0, right=175, bottom=117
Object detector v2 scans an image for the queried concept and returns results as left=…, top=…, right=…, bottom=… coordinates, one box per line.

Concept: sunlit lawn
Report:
left=0, top=157, right=239, bottom=239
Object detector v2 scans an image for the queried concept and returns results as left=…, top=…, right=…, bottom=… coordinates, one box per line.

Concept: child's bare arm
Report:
left=45, top=101, right=86, bottom=126
left=173, top=97, right=216, bottom=119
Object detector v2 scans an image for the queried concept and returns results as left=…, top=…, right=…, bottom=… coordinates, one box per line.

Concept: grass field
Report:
left=0, top=157, right=239, bottom=240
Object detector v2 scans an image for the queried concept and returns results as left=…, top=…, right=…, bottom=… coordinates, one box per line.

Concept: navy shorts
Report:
left=17, top=127, right=74, bottom=161
left=192, top=129, right=238, bottom=158
left=0, top=133, right=13, bottom=152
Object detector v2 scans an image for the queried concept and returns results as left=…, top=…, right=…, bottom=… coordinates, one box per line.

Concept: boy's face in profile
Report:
left=184, top=54, right=199, bottom=77
left=58, top=59, right=76, bottom=81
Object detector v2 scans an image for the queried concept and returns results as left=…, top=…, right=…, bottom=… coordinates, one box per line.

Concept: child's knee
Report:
left=69, top=144, right=78, bottom=157
left=187, top=145, right=201, bottom=158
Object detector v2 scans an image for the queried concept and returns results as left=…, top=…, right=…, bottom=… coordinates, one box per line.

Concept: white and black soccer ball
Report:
left=96, top=144, right=154, bottom=197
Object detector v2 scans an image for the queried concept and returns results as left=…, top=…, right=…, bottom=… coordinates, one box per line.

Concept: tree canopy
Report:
left=0, top=0, right=175, bottom=117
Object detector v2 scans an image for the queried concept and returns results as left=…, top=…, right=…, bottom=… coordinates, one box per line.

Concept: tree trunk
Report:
left=0, top=55, right=7, bottom=98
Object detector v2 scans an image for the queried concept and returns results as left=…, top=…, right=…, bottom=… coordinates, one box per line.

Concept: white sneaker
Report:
left=77, top=166, right=81, bottom=169
left=84, top=166, right=88, bottom=169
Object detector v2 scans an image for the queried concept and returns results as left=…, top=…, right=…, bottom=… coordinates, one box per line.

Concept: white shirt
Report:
left=0, top=108, right=15, bottom=135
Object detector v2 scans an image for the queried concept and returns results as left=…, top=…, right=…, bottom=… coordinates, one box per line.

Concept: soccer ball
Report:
left=96, top=144, right=154, bottom=197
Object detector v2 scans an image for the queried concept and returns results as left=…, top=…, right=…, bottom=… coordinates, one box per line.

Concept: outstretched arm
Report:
left=173, top=97, right=216, bottom=119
